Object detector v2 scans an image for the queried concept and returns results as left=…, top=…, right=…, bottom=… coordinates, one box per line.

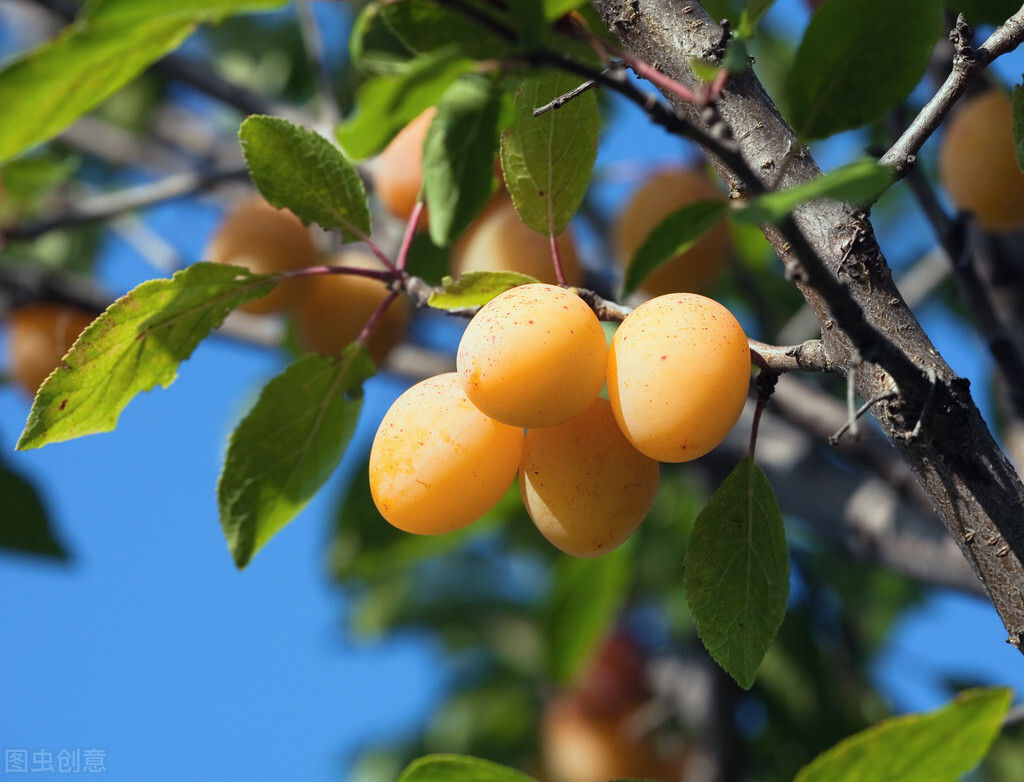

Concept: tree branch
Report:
left=592, top=0, right=1024, bottom=650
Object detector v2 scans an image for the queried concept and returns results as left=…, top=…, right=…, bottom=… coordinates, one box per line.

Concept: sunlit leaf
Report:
left=785, top=0, right=942, bottom=139
left=17, top=263, right=276, bottom=450
left=86, top=0, right=287, bottom=23
left=380, top=0, right=515, bottom=60
left=239, top=115, right=371, bottom=243
left=795, top=687, right=1013, bottom=782
left=398, top=754, right=536, bottom=782
left=735, top=159, right=894, bottom=225
left=684, top=456, right=789, bottom=690
left=219, top=346, right=375, bottom=569
left=500, top=70, right=598, bottom=236
left=428, top=272, right=536, bottom=310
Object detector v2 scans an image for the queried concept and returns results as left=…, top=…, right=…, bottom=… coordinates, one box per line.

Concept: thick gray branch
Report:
left=593, top=0, right=1024, bottom=649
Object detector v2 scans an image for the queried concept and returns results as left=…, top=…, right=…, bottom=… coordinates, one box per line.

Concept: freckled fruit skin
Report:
left=205, top=194, right=319, bottom=315
left=451, top=192, right=583, bottom=286
left=613, top=167, right=731, bottom=297
left=374, top=107, right=436, bottom=223
left=938, top=90, right=1024, bottom=232
left=5, top=303, right=96, bottom=396
left=369, top=373, right=524, bottom=535
left=456, top=283, right=607, bottom=429
left=608, top=293, right=750, bottom=462
left=520, top=398, right=658, bottom=557
left=294, top=252, right=409, bottom=366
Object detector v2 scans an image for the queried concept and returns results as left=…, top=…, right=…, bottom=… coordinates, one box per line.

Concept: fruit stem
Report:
left=397, top=201, right=425, bottom=272
left=748, top=369, right=778, bottom=460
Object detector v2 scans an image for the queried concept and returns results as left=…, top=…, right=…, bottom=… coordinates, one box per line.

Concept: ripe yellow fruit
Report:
left=520, top=398, right=658, bottom=557
left=607, top=293, right=750, bottom=462
left=373, top=107, right=437, bottom=223
left=613, top=167, right=731, bottom=297
left=369, top=373, right=524, bottom=535
left=293, top=252, right=409, bottom=366
left=938, top=90, right=1024, bottom=231
left=5, top=303, right=96, bottom=396
left=456, top=283, right=606, bottom=429
left=450, top=192, right=583, bottom=286
left=205, top=194, right=319, bottom=315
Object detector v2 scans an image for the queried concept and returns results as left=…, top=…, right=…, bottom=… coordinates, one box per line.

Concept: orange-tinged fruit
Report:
left=938, top=90, right=1024, bottom=232
left=613, top=167, right=731, bottom=297
left=608, top=293, right=750, bottom=462
left=451, top=192, right=583, bottom=286
left=520, top=398, right=658, bottom=557
left=5, top=303, right=96, bottom=396
left=374, top=107, right=437, bottom=223
left=456, top=283, right=607, bottom=429
left=293, top=252, right=409, bottom=366
left=369, top=373, right=524, bottom=535
left=205, top=194, right=319, bottom=315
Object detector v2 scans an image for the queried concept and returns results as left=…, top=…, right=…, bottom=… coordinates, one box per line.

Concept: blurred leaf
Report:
left=1013, top=84, right=1024, bottom=173
left=0, top=154, right=80, bottom=220
left=501, top=70, right=598, bottom=237
left=542, top=0, right=590, bottom=20
left=380, top=0, right=515, bottom=60
left=735, top=159, right=895, bottom=225
left=335, top=48, right=474, bottom=160
left=622, top=200, right=728, bottom=298
left=219, top=346, right=375, bottom=569
left=683, top=456, right=789, bottom=690
left=0, top=18, right=192, bottom=165
left=86, top=0, right=287, bottom=23
left=398, top=754, right=536, bottom=782
left=349, top=2, right=414, bottom=74
left=0, top=458, right=68, bottom=560
left=423, top=75, right=503, bottom=246
left=794, top=687, right=1013, bottom=782
left=17, top=263, right=275, bottom=450
left=948, top=0, right=1021, bottom=25
left=428, top=272, right=536, bottom=310
left=736, top=0, right=777, bottom=38
left=543, top=547, right=631, bottom=684
left=239, top=115, right=371, bottom=243
left=785, top=0, right=942, bottom=139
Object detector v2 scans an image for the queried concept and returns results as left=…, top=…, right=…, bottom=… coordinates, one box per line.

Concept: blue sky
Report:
left=4, top=1, right=1024, bottom=780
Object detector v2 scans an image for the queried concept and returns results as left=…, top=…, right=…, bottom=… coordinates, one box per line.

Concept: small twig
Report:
left=879, top=9, right=1024, bottom=176
left=749, top=370, right=779, bottom=459
left=296, top=0, right=342, bottom=128
left=396, top=202, right=425, bottom=273
left=533, top=77, right=600, bottom=116
left=905, top=367, right=939, bottom=441
left=748, top=338, right=831, bottom=374
left=4, top=167, right=250, bottom=240
left=829, top=390, right=897, bottom=446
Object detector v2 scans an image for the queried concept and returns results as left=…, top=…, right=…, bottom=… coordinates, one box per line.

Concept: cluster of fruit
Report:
left=204, top=193, right=410, bottom=366
left=368, top=282, right=751, bottom=557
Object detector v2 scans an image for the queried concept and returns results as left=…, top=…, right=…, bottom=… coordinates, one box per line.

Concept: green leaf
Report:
left=86, top=0, right=287, bottom=24
left=543, top=547, right=631, bottom=684
left=380, top=0, right=515, bottom=60
left=423, top=75, right=503, bottom=246
left=622, top=200, right=729, bottom=298
left=735, top=159, right=894, bottom=226
left=794, top=687, right=1013, bottom=782
left=335, top=48, right=474, bottom=160
left=736, top=0, right=776, bottom=39
left=1013, top=84, right=1024, bottom=173
left=683, top=456, right=789, bottom=690
left=16, top=263, right=275, bottom=450
left=500, top=70, right=599, bottom=236
left=398, top=754, right=536, bottom=782
left=542, top=0, right=590, bottom=20
left=0, top=18, right=193, bottom=166
left=427, top=272, right=536, bottom=310
left=219, top=346, right=375, bottom=569
left=0, top=458, right=68, bottom=561
left=239, top=115, right=371, bottom=243
left=348, top=2, right=414, bottom=74
left=785, top=0, right=943, bottom=139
